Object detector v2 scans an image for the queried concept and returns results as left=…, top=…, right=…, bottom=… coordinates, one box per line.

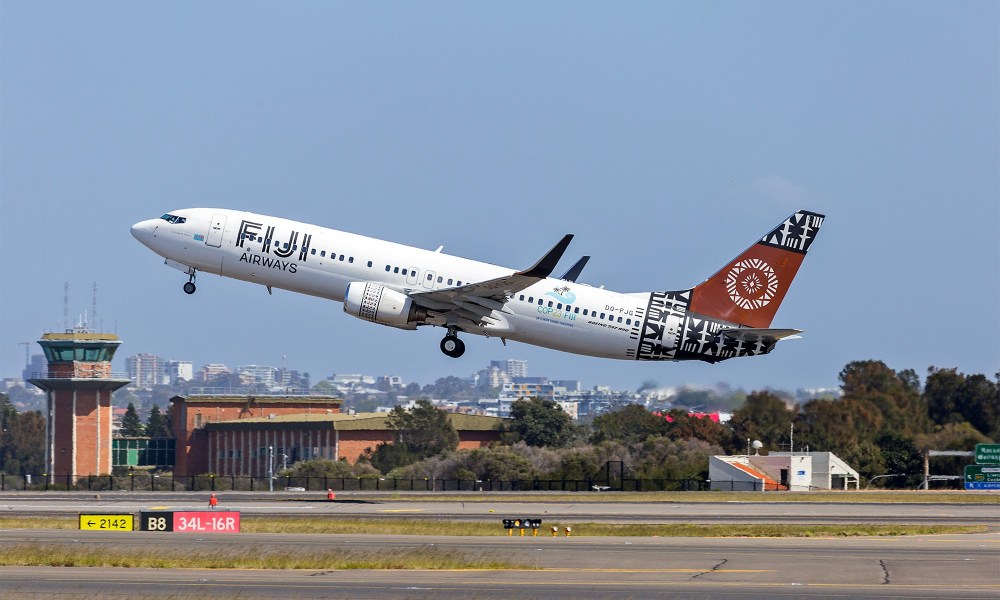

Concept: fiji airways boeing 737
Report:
left=131, top=209, right=824, bottom=361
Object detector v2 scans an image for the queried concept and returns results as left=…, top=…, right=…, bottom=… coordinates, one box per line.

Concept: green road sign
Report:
left=964, top=464, right=1000, bottom=490
left=974, top=444, right=1000, bottom=465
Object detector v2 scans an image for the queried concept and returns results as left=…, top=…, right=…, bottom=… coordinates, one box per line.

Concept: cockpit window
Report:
left=160, top=214, right=187, bottom=224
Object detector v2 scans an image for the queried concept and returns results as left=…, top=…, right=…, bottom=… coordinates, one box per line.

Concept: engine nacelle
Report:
left=343, top=282, right=427, bottom=330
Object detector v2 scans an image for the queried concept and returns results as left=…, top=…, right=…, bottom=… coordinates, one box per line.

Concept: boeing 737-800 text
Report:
left=131, top=209, right=824, bottom=361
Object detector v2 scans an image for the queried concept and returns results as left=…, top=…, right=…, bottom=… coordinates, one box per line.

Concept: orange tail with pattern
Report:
left=689, top=210, right=825, bottom=328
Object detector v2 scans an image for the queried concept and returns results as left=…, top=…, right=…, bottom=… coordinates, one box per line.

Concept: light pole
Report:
left=268, top=445, right=274, bottom=492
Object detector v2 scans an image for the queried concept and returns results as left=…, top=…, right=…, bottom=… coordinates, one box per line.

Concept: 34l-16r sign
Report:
left=140, top=511, right=240, bottom=533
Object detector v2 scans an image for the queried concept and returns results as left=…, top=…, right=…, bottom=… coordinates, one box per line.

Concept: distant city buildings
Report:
left=125, top=353, right=167, bottom=389
left=491, top=359, right=527, bottom=379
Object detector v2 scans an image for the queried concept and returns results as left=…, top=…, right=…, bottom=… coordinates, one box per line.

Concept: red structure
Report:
left=169, top=395, right=343, bottom=476
left=28, top=332, right=131, bottom=482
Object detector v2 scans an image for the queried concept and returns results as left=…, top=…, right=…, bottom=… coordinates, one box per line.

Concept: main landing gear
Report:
left=440, top=328, right=465, bottom=358
left=183, top=271, right=197, bottom=295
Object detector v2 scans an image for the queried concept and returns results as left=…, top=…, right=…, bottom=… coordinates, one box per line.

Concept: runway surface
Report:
left=2, top=530, right=998, bottom=599
left=2, top=493, right=997, bottom=598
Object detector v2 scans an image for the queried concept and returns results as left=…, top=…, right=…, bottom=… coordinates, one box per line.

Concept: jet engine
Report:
left=343, top=282, right=427, bottom=330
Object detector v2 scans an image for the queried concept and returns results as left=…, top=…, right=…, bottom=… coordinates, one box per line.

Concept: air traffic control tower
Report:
left=28, top=331, right=131, bottom=482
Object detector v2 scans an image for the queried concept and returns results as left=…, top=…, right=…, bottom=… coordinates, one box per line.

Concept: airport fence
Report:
left=0, top=473, right=722, bottom=493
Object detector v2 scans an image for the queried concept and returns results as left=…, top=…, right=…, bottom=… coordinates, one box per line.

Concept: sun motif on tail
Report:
left=724, top=258, right=778, bottom=310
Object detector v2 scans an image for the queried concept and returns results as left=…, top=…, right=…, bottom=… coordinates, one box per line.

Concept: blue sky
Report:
left=2, top=3, right=997, bottom=393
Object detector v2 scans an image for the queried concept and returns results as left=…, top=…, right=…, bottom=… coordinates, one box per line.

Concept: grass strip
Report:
left=0, top=543, right=525, bottom=570
left=0, top=516, right=983, bottom=537
left=241, top=518, right=986, bottom=537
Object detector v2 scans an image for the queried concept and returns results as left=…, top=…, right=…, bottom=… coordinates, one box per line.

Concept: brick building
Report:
left=169, top=394, right=343, bottom=476
left=201, top=412, right=503, bottom=476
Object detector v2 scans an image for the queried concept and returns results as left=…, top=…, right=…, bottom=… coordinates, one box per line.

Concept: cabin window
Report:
left=538, top=299, right=543, bottom=306
left=348, top=257, right=354, bottom=263
left=548, top=301, right=553, bottom=308
left=427, top=274, right=433, bottom=281
left=518, top=295, right=524, bottom=301
left=528, top=296, right=533, bottom=303
left=393, top=267, right=400, bottom=274
left=367, top=261, right=373, bottom=268
left=600, top=313, right=605, bottom=319
left=385, top=265, right=391, bottom=272
left=626, top=318, right=631, bottom=325
left=437, top=276, right=443, bottom=283
left=402, top=269, right=408, bottom=276
left=617, top=316, right=623, bottom=323
left=574, top=307, right=580, bottom=314
left=457, top=281, right=462, bottom=286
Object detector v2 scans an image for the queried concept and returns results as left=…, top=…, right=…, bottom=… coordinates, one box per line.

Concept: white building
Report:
left=709, top=452, right=859, bottom=491
left=125, top=353, right=167, bottom=389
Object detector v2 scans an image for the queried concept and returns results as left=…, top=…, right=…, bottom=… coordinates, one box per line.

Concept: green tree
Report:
left=505, top=397, right=575, bottom=447
left=145, top=404, right=170, bottom=438
left=120, top=403, right=145, bottom=437
left=590, top=404, right=668, bottom=444
left=925, top=368, right=999, bottom=438
left=388, top=400, right=460, bottom=457
left=663, top=410, right=733, bottom=448
left=839, top=360, right=929, bottom=438
left=279, top=458, right=379, bottom=479
left=368, top=400, right=460, bottom=473
left=728, top=391, right=796, bottom=452
left=0, top=395, right=45, bottom=475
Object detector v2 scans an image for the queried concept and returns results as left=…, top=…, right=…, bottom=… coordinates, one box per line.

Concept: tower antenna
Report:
left=63, top=282, right=70, bottom=332
left=92, top=282, right=98, bottom=332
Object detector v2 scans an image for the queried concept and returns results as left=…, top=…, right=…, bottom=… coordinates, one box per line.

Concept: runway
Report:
left=2, top=530, right=998, bottom=598
left=2, top=491, right=998, bottom=525
left=2, top=493, right=997, bottom=598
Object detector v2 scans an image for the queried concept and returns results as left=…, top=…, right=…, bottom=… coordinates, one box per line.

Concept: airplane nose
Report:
left=131, top=219, right=154, bottom=244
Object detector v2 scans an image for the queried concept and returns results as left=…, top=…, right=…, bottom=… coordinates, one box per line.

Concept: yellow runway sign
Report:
left=79, top=514, right=133, bottom=531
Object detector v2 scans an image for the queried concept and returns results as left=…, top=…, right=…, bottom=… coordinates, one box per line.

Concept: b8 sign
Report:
left=140, top=512, right=174, bottom=532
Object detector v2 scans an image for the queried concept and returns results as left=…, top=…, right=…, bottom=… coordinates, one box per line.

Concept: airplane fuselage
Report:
left=132, top=208, right=824, bottom=362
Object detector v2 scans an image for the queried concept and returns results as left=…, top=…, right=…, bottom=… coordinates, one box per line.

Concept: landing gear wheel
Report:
left=440, top=335, right=465, bottom=358
left=183, top=281, right=196, bottom=295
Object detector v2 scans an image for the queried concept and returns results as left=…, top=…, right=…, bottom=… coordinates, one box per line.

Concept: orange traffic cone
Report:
left=326, top=489, right=336, bottom=501
left=209, top=492, right=218, bottom=509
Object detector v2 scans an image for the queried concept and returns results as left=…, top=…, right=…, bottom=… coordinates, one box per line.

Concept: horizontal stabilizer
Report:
left=720, top=328, right=801, bottom=343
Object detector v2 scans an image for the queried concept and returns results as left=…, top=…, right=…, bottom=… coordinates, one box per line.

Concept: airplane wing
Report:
left=559, top=256, right=590, bottom=282
left=410, top=234, right=573, bottom=328
left=720, top=328, right=801, bottom=342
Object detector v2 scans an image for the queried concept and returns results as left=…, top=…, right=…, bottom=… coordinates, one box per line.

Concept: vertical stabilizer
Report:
left=689, top=210, right=824, bottom=328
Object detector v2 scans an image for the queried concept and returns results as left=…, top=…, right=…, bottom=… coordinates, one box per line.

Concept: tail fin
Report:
left=689, top=210, right=824, bottom=328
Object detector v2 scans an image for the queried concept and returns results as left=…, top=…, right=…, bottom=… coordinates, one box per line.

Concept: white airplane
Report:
left=131, top=209, right=824, bottom=361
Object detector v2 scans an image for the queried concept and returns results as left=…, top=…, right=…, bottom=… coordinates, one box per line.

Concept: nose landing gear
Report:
left=183, top=271, right=197, bottom=295
left=440, top=328, right=465, bottom=358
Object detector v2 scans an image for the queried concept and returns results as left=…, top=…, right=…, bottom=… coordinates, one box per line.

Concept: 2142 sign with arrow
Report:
left=79, top=513, right=134, bottom=531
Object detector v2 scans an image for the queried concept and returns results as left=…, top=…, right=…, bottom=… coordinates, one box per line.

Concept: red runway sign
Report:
left=140, top=511, right=240, bottom=533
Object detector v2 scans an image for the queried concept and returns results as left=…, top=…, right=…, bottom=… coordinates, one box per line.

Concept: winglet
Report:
left=560, top=256, right=590, bottom=282
left=517, top=234, right=574, bottom=279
